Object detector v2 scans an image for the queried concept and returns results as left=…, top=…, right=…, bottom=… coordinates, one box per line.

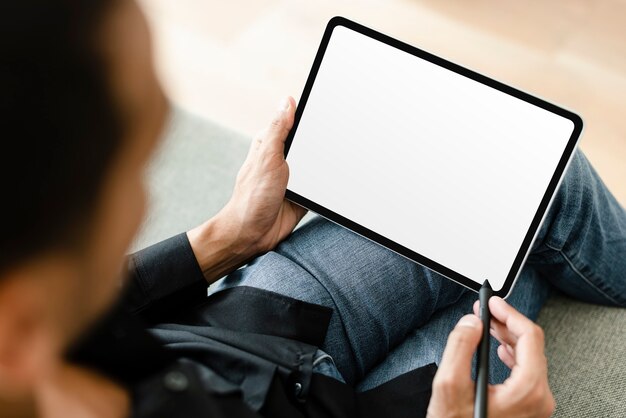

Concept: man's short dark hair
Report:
left=0, top=0, right=124, bottom=272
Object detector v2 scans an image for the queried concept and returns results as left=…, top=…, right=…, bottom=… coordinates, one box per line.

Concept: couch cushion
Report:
left=133, top=107, right=250, bottom=251
left=537, top=293, right=626, bottom=417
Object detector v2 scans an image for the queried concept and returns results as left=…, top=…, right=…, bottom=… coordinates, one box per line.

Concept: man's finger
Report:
left=261, top=96, right=296, bottom=154
left=489, top=318, right=518, bottom=348
left=497, top=344, right=515, bottom=369
left=473, top=300, right=518, bottom=347
left=489, top=297, right=535, bottom=339
left=489, top=297, right=546, bottom=376
left=436, top=314, right=483, bottom=382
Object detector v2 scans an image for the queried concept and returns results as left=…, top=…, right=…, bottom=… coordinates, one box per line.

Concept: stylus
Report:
left=474, top=280, right=492, bottom=418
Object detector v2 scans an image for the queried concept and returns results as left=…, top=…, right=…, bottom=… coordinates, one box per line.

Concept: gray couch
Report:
left=134, top=108, right=626, bottom=417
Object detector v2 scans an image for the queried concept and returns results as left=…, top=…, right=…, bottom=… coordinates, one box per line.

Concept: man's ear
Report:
left=0, top=274, right=55, bottom=396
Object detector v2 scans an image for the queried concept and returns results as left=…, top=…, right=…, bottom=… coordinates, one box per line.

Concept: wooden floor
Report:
left=139, top=0, right=626, bottom=205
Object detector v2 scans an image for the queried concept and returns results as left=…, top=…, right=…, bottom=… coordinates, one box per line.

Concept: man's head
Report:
left=0, top=0, right=167, bottom=396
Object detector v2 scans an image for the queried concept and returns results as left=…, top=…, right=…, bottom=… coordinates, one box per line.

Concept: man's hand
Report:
left=426, top=297, right=555, bottom=418
left=221, top=96, right=306, bottom=253
left=188, top=97, right=306, bottom=282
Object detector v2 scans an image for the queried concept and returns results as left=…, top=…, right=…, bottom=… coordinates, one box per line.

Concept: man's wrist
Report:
left=186, top=211, right=258, bottom=284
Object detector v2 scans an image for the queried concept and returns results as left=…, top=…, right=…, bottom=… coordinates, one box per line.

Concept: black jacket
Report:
left=68, top=233, right=436, bottom=417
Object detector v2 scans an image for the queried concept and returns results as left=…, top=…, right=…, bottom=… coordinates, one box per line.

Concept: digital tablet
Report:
left=284, top=17, right=583, bottom=297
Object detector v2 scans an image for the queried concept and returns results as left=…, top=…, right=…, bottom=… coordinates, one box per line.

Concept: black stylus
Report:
left=474, top=280, right=492, bottom=418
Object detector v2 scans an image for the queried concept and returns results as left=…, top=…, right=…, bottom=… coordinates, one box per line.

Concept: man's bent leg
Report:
left=528, top=149, right=626, bottom=306
left=213, top=216, right=469, bottom=384
left=356, top=265, right=551, bottom=390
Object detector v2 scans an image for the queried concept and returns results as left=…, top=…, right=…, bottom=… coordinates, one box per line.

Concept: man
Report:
left=1, top=0, right=624, bottom=417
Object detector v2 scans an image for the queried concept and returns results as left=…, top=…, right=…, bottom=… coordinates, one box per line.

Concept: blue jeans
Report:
left=212, top=149, right=626, bottom=390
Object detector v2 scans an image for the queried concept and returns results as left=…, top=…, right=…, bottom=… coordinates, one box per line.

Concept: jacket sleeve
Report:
left=122, top=233, right=210, bottom=323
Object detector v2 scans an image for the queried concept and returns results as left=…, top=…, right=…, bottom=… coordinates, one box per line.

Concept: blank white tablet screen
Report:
left=286, top=25, right=576, bottom=292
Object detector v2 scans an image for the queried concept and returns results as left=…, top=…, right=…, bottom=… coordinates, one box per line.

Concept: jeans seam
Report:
left=544, top=243, right=621, bottom=306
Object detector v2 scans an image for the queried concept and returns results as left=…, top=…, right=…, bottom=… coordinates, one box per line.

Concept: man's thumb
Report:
left=437, top=314, right=483, bottom=381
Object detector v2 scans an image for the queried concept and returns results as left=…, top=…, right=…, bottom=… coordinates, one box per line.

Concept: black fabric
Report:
left=67, top=298, right=175, bottom=385
left=354, top=363, right=436, bottom=417
left=131, top=361, right=261, bottom=418
left=124, top=233, right=209, bottom=324
left=147, top=321, right=317, bottom=411
left=67, top=233, right=436, bottom=417
left=176, top=285, right=333, bottom=347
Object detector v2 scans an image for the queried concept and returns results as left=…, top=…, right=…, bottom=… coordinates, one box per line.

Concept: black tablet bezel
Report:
left=283, top=16, right=583, bottom=298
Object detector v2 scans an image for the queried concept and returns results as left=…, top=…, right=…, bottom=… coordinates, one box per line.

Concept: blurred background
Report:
left=138, top=0, right=626, bottom=205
